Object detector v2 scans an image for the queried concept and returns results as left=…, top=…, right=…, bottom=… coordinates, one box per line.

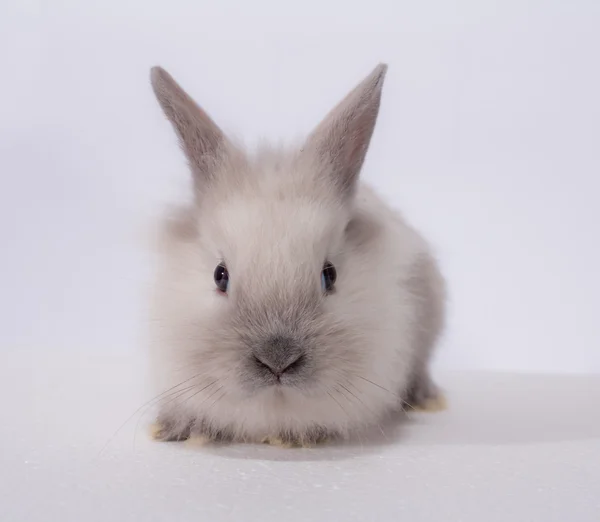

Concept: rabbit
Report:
left=147, top=63, right=446, bottom=447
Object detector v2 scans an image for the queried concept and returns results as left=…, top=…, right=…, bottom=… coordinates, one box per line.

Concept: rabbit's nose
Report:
left=252, top=336, right=306, bottom=379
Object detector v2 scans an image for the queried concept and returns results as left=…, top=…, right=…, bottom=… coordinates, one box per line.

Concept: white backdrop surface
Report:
left=1, top=0, right=599, bottom=373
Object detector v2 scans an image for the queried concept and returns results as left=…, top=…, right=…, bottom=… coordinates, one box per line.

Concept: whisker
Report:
left=133, top=379, right=221, bottom=450
left=160, top=379, right=219, bottom=411
left=206, top=389, right=228, bottom=411
left=134, top=374, right=231, bottom=450
left=179, top=381, right=224, bottom=412
left=336, top=380, right=388, bottom=441
left=97, top=372, right=207, bottom=457
left=356, top=375, right=414, bottom=411
left=132, top=383, right=200, bottom=450
left=327, top=390, right=351, bottom=420
left=338, top=382, right=366, bottom=410
left=131, top=380, right=220, bottom=450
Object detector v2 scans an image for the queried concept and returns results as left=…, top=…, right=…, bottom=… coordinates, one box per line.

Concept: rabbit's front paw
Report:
left=406, top=373, right=447, bottom=412
left=262, top=427, right=333, bottom=448
left=151, top=417, right=235, bottom=445
left=149, top=420, right=191, bottom=442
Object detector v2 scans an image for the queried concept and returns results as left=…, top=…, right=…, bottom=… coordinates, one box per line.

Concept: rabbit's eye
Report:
left=321, top=262, right=337, bottom=293
left=214, top=263, right=229, bottom=293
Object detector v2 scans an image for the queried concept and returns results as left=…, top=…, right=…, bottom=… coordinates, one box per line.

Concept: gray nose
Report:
left=252, top=336, right=306, bottom=378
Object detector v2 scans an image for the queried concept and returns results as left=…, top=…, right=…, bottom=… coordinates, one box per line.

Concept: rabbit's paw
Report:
left=261, top=435, right=295, bottom=448
left=406, top=374, right=447, bottom=413
left=149, top=420, right=191, bottom=442
left=262, top=427, right=332, bottom=448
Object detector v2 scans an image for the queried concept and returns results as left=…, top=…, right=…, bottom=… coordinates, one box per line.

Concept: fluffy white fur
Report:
left=148, top=64, right=446, bottom=445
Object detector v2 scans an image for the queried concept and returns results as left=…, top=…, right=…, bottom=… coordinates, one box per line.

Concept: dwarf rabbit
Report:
left=148, top=63, right=446, bottom=446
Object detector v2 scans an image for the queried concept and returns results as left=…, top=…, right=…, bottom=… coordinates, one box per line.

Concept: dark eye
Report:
left=321, top=262, right=337, bottom=293
left=214, top=263, right=229, bottom=293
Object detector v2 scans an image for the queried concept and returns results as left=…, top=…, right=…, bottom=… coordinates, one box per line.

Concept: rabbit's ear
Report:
left=305, top=64, right=387, bottom=197
left=150, top=66, right=227, bottom=187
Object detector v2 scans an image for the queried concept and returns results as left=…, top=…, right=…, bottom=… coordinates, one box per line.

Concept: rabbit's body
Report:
left=148, top=65, right=445, bottom=445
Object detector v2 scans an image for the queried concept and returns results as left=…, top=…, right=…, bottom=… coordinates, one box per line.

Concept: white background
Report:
left=1, top=0, right=599, bottom=374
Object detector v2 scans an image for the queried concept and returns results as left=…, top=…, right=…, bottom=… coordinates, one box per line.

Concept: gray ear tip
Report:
left=372, top=63, right=388, bottom=84
left=150, top=66, right=169, bottom=88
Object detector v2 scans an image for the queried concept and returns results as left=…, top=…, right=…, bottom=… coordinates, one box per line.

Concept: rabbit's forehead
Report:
left=214, top=195, right=340, bottom=244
